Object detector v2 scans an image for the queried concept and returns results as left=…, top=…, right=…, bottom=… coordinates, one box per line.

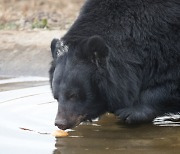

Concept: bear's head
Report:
left=49, top=35, right=109, bottom=130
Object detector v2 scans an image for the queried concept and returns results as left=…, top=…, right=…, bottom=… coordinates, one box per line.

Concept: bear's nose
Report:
left=55, top=119, right=69, bottom=130
left=55, top=123, right=68, bottom=130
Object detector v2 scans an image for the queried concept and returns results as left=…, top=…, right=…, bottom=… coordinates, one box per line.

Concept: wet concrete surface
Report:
left=1, top=77, right=180, bottom=154
left=0, top=77, right=49, bottom=91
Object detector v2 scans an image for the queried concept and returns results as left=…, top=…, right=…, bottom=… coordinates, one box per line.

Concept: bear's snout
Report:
left=55, top=114, right=76, bottom=130
left=55, top=112, right=85, bottom=130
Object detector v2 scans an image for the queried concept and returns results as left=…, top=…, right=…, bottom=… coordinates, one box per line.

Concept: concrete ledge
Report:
left=0, top=30, right=66, bottom=77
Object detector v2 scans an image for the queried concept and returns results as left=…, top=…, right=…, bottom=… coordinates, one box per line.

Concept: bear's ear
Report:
left=51, top=38, right=60, bottom=59
left=86, top=35, right=109, bottom=66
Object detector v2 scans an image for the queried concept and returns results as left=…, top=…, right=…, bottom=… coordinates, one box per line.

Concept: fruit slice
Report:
left=51, top=130, right=69, bottom=137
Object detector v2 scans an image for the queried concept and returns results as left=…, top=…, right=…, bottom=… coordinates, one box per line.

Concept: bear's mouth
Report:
left=75, top=114, right=94, bottom=125
left=71, top=115, right=94, bottom=129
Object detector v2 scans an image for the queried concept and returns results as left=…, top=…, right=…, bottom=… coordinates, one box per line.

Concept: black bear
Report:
left=49, top=0, right=180, bottom=130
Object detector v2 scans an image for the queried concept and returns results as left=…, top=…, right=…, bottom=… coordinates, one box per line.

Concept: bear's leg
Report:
left=116, top=83, right=180, bottom=124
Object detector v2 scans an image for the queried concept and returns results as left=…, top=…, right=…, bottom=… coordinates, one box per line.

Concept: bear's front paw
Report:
left=116, top=107, right=152, bottom=124
left=115, top=108, right=137, bottom=124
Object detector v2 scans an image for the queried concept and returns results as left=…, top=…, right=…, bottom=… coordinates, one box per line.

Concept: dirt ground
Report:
left=0, top=0, right=84, bottom=77
left=0, top=0, right=83, bottom=30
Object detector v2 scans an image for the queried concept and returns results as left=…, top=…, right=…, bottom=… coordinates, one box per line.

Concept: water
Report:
left=1, top=77, right=180, bottom=154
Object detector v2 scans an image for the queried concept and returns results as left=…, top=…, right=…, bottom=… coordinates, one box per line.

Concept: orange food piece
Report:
left=51, top=130, right=69, bottom=137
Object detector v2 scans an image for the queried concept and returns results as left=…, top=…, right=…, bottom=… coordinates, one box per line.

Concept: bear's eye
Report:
left=66, top=92, right=79, bottom=101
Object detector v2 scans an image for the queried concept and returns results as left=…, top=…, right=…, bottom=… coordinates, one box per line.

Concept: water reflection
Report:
left=1, top=77, right=180, bottom=154
left=53, top=114, right=180, bottom=154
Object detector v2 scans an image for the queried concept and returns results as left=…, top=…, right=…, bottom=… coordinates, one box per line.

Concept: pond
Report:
left=0, top=77, right=180, bottom=154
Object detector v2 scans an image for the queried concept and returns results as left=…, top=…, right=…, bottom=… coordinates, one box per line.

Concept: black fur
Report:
left=49, top=0, right=180, bottom=129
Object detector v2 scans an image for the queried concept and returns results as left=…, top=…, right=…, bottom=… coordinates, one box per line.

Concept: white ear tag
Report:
left=94, top=52, right=99, bottom=67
